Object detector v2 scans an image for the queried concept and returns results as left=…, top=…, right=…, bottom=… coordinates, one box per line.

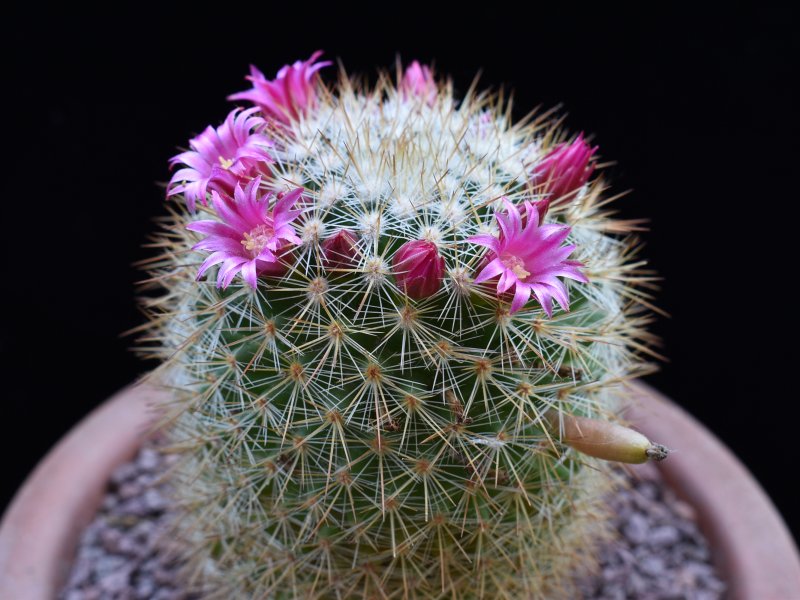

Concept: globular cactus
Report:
left=140, top=53, right=663, bottom=599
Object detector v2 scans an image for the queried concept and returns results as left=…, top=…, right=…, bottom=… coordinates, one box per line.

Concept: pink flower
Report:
left=531, top=134, right=597, bottom=217
left=400, top=61, right=436, bottom=104
left=168, top=108, right=273, bottom=212
left=469, top=200, right=587, bottom=316
left=322, top=229, right=359, bottom=269
left=228, top=51, right=331, bottom=124
left=186, top=177, right=303, bottom=289
left=392, top=240, right=445, bottom=299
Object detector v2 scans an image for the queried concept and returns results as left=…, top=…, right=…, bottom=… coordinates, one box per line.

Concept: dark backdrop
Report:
left=4, top=5, right=798, bottom=541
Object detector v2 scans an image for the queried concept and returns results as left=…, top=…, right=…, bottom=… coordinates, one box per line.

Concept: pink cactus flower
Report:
left=322, top=229, right=359, bottom=269
left=168, top=108, right=273, bottom=212
left=186, top=177, right=303, bottom=289
left=469, top=200, right=587, bottom=316
left=531, top=134, right=597, bottom=217
left=392, top=240, right=445, bottom=299
left=228, top=51, right=331, bottom=124
left=400, top=61, right=437, bottom=104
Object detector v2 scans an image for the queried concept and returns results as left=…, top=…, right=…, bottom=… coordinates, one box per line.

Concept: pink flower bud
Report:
left=531, top=134, right=597, bottom=214
left=392, top=240, right=445, bottom=299
left=400, top=61, right=437, bottom=105
left=322, top=229, right=359, bottom=269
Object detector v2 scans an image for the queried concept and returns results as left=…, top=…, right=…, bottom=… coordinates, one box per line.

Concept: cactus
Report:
left=140, top=53, right=662, bottom=599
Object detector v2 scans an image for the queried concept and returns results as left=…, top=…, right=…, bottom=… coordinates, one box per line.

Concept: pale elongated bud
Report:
left=547, top=411, right=669, bottom=464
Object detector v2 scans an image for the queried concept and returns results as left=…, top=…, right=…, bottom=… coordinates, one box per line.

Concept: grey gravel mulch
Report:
left=60, top=446, right=725, bottom=600
left=574, top=462, right=726, bottom=599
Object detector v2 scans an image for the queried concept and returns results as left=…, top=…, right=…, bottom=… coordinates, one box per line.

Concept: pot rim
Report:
left=1, top=381, right=798, bottom=600
left=0, top=382, right=165, bottom=600
left=627, top=382, right=800, bottom=600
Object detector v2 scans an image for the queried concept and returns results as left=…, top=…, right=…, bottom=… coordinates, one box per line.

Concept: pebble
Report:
left=117, top=483, right=141, bottom=501
left=116, top=535, right=142, bottom=557
left=649, top=524, right=681, bottom=547
left=143, top=488, right=168, bottom=512
left=109, top=463, right=138, bottom=486
left=135, top=579, right=155, bottom=599
left=639, top=555, right=666, bottom=576
left=99, top=529, right=122, bottom=553
left=97, top=568, right=131, bottom=594
left=137, top=448, right=161, bottom=471
left=623, top=512, right=650, bottom=544
left=60, top=444, right=726, bottom=600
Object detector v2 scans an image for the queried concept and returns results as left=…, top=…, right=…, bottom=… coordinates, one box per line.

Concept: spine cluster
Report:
left=140, top=53, right=659, bottom=599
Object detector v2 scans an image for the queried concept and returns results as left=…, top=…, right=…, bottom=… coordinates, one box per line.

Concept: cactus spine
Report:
left=141, top=56, right=659, bottom=599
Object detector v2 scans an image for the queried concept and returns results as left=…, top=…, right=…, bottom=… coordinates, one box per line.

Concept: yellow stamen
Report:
left=501, top=254, right=530, bottom=280
left=241, top=225, right=273, bottom=255
left=241, top=233, right=258, bottom=252
left=511, top=264, right=530, bottom=279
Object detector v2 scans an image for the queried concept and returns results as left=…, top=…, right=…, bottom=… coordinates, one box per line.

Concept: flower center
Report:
left=501, top=253, right=530, bottom=280
left=241, top=224, right=274, bottom=256
left=218, top=155, right=234, bottom=170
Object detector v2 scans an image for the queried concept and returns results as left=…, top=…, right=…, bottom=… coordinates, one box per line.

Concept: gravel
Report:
left=60, top=447, right=726, bottom=599
left=575, top=462, right=726, bottom=599
left=59, top=447, right=193, bottom=600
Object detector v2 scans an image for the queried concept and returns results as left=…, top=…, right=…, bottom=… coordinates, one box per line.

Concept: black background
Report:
left=4, top=5, right=798, bottom=543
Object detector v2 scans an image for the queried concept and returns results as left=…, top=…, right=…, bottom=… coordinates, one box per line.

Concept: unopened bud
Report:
left=322, top=229, right=358, bottom=269
left=392, top=240, right=445, bottom=299
left=531, top=133, right=597, bottom=211
left=547, top=411, right=669, bottom=464
left=400, top=61, right=437, bottom=104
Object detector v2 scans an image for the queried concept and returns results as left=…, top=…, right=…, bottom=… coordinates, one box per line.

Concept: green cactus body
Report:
left=142, top=63, right=656, bottom=599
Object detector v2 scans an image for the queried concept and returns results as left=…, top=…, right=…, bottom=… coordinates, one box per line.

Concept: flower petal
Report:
left=467, top=234, right=500, bottom=253
left=510, top=283, right=532, bottom=314
left=497, top=270, right=515, bottom=294
left=241, top=260, right=259, bottom=289
left=474, top=258, right=505, bottom=284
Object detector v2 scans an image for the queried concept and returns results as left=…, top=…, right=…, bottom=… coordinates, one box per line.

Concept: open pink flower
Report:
left=228, top=51, right=331, bottom=124
left=400, top=61, right=436, bottom=104
left=186, top=177, right=303, bottom=289
left=168, top=108, right=273, bottom=212
left=392, top=240, right=445, bottom=299
left=469, top=200, right=587, bottom=316
left=531, top=134, right=597, bottom=218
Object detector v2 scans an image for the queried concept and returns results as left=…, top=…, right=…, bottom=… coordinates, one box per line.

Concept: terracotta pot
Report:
left=1, top=382, right=798, bottom=600
left=626, top=384, right=800, bottom=599
left=0, top=384, right=165, bottom=600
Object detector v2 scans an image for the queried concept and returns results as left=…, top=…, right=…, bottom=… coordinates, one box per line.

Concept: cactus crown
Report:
left=141, top=54, right=657, bottom=599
